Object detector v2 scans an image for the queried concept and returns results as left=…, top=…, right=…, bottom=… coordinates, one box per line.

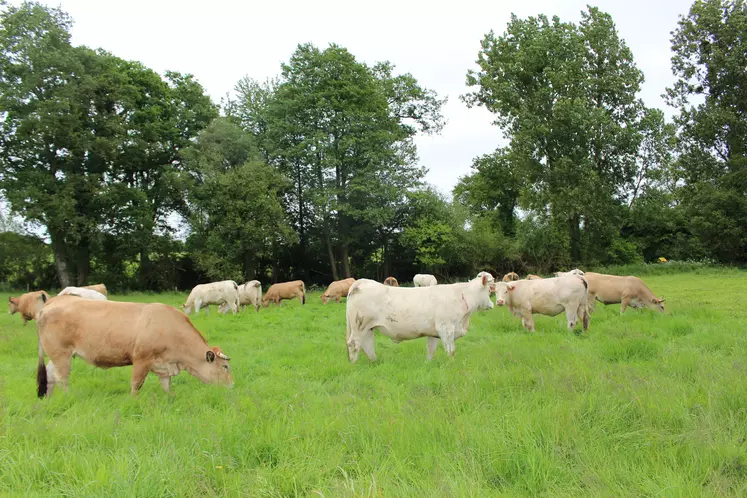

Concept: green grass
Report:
left=1, top=272, right=747, bottom=497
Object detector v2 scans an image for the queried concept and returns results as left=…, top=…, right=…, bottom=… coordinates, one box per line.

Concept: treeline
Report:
left=0, top=1, right=745, bottom=292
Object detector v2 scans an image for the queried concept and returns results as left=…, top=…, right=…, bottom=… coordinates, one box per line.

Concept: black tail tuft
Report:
left=302, top=294, right=306, bottom=305
left=37, top=360, right=47, bottom=398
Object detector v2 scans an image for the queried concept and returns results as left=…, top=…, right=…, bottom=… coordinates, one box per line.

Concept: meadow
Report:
left=1, top=270, right=747, bottom=497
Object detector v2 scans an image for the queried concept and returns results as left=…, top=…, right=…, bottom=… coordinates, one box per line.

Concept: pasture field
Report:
left=1, top=271, right=747, bottom=497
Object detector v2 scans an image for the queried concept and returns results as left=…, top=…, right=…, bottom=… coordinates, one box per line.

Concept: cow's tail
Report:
left=300, top=281, right=306, bottom=305
left=578, top=275, right=590, bottom=331
left=36, top=326, right=47, bottom=398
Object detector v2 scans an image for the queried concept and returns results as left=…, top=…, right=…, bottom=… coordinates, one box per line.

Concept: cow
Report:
left=583, top=272, right=665, bottom=314
left=82, top=283, right=108, bottom=297
left=494, top=274, right=590, bottom=333
left=58, top=287, right=107, bottom=300
left=262, top=280, right=306, bottom=307
left=526, top=274, right=543, bottom=280
left=345, top=274, right=494, bottom=362
left=321, top=277, right=356, bottom=304
left=554, top=268, right=585, bottom=277
left=236, top=280, right=262, bottom=312
left=182, top=281, right=239, bottom=316
left=502, top=272, right=520, bottom=282
left=35, top=296, right=234, bottom=397
left=8, top=291, right=50, bottom=325
left=413, top=274, right=438, bottom=287
left=383, top=277, right=399, bottom=287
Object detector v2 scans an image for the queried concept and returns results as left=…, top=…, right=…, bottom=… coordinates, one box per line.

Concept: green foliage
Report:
left=2, top=272, right=747, bottom=495
left=184, top=118, right=295, bottom=282
left=0, top=232, right=55, bottom=289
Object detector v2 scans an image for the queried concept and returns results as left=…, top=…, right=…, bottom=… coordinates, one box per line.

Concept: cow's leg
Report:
left=426, top=337, right=440, bottom=360
left=577, top=302, right=590, bottom=331
left=47, top=354, right=72, bottom=394
left=565, top=306, right=577, bottom=330
left=620, top=296, right=631, bottom=314
left=45, top=360, right=58, bottom=396
left=337, top=296, right=341, bottom=304
left=130, top=362, right=151, bottom=395
left=521, top=311, right=535, bottom=332
left=159, top=376, right=172, bottom=393
left=359, top=329, right=376, bottom=361
left=588, top=294, right=598, bottom=313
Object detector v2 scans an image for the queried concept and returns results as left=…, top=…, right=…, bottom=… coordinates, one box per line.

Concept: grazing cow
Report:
left=345, top=274, right=494, bottom=362
left=58, top=287, right=107, bottom=300
left=82, top=283, right=107, bottom=296
left=35, top=296, right=234, bottom=397
left=182, top=281, right=239, bottom=316
left=502, top=272, right=520, bottom=282
left=8, top=291, right=50, bottom=325
left=262, top=280, right=306, bottom=307
left=383, top=277, right=399, bottom=287
left=554, top=268, right=585, bottom=277
left=494, top=275, right=590, bottom=333
left=321, top=277, right=356, bottom=304
left=413, top=274, right=438, bottom=287
left=526, top=274, right=543, bottom=280
left=583, top=272, right=664, bottom=314
left=236, top=280, right=262, bottom=312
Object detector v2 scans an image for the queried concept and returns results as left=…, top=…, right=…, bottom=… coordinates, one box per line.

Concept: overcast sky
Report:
left=17, top=0, right=694, bottom=196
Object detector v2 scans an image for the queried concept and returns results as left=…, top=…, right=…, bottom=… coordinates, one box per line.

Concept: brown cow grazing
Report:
left=502, top=272, right=520, bottom=282
left=262, top=280, right=306, bottom=307
left=383, top=277, right=399, bottom=287
left=526, top=274, right=543, bottom=280
left=583, top=272, right=665, bottom=314
left=82, top=283, right=108, bottom=296
left=321, top=277, right=356, bottom=304
left=8, top=291, right=50, bottom=325
left=35, top=295, right=234, bottom=397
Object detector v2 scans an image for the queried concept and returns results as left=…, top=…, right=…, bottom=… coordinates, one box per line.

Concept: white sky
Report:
left=15, top=0, right=694, bottom=196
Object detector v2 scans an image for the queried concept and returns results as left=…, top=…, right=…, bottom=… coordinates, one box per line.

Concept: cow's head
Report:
left=8, top=296, right=19, bottom=315
left=494, top=282, right=515, bottom=306
left=204, top=346, right=234, bottom=387
left=320, top=294, right=329, bottom=305
left=650, top=297, right=665, bottom=313
left=470, top=274, right=495, bottom=311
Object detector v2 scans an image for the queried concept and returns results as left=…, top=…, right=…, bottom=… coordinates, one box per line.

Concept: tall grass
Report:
left=1, top=271, right=747, bottom=496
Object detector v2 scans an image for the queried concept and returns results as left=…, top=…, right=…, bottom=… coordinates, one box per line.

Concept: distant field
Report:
left=2, top=271, right=747, bottom=496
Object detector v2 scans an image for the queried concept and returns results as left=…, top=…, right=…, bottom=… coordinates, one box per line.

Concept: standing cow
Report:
left=237, top=280, right=262, bottom=312
left=321, top=278, right=356, bottom=304
left=494, top=274, right=590, bottom=333
left=383, top=277, right=399, bottom=287
left=8, top=291, right=50, bottom=325
left=345, top=274, right=494, bottom=362
left=262, top=280, right=306, bottom=307
left=182, top=281, right=240, bottom=316
left=583, top=272, right=664, bottom=314
left=413, top=274, right=438, bottom=287
left=35, top=296, right=234, bottom=397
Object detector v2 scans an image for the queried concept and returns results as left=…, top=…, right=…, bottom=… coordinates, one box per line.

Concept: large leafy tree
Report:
left=463, top=7, right=651, bottom=263
left=0, top=2, right=216, bottom=287
left=666, top=0, right=747, bottom=262
left=183, top=118, right=295, bottom=282
left=233, top=44, right=445, bottom=281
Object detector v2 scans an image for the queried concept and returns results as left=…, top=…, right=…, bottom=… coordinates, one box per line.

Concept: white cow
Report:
left=236, top=280, right=262, bottom=313
left=345, top=275, right=494, bottom=362
left=413, top=274, right=438, bottom=287
left=57, top=287, right=107, bottom=300
left=494, top=274, right=590, bottom=332
left=554, top=268, right=585, bottom=277
left=182, top=280, right=240, bottom=316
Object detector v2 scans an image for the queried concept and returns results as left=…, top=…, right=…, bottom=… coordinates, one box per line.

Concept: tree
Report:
left=0, top=2, right=217, bottom=287
left=463, top=7, right=651, bottom=264
left=184, top=118, right=295, bottom=282
left=666, top=0, right=747, bottom=262
left=240, top=43, right=445, bottom=281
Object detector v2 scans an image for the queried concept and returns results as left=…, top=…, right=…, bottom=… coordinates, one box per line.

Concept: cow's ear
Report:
left=206, top=350, right=216, bottom=363
left=507, top=283, right=516, bottom=292
left=658, top=297, right=665, bottom=303
left=481, top=274, right=488, bottom=286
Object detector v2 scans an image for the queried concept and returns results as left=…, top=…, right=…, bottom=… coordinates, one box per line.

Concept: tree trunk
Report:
left=323, top=223, right=339, bottom=281
left=341, top=244, right=351, bottom=278
left=569, top=215, right=582, bottom=264
left=139, top=248, right=151, bottom=290
left=76, top=242, right=90, bottom=286
left=49, top=229, right=74, bottom=288
left=296, top=161, right=306, bottom=280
